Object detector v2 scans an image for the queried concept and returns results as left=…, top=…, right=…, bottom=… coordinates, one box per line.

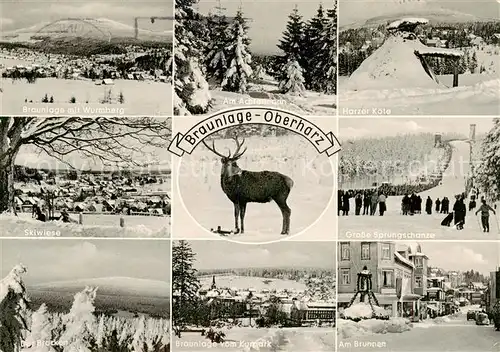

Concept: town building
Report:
left=338, top=241, right=425, bottom=318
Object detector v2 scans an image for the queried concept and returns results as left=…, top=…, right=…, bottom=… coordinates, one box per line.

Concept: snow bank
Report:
left=346, top=36, right=448, bottom=91
left=338, top=318, right=411, bottom=339
left=0, top=214, right=169, bottom=238
left=343, top=303, right=390, bottom=320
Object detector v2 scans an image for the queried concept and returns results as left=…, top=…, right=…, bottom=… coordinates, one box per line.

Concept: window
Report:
left=361, top=242, right=370, bottom=260
left=415, top=276, right=422, bottom=288
left=340, top=243, right=350, bottom=261
left=382, top=270, right=394, bottom=287
left=415, top=257, right=423, bottom=268
left=341, top=269, right=350, bottom=285
left=381, top=244, right=391, bottom=260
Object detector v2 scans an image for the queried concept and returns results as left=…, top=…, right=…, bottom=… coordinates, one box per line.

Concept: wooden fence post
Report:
left=120, top=217, right=125, bottom=227
left=79, top=213, right=83, bottom=225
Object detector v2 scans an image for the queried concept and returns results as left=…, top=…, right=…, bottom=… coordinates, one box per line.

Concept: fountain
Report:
left=343, top=266, right=389, bottom=321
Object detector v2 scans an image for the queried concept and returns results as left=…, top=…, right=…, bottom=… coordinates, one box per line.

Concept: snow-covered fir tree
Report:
left=129, top=315, right=147, bottom=352
left=279, top=59, right=306, bottom=95
left=59, top=286, right=98, bottom=352
left=95, top=314, right=106, bottom=349
left=277, top=6, right=306, bottom=81
left=476, top=118, right=500, bottom=201
left=0, top=264, right=30, bottom=352
left=172, top=240, right=200, bottom=337
left=318, top=7, right=337, bottom=94
left=303, top=5, right=330, bottom=91
left=25, top=304, right=57, bottom=352
left=221, top=9, right=253, bottom=94
left=174, top=0, right=212, bottom=115
left=205, top=14, right=230, bottom=85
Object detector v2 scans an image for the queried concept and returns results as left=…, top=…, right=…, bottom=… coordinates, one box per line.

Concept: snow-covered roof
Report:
left=387, top=18, right=429, bottom=31
left=416, top=46, right=464, bottom=58
left=394, top=252, right=415, bottom=269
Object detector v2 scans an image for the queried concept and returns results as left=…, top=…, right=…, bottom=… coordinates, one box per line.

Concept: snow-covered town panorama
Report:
left=172, top=240, right=335, bottom=351
left=0, top=117, right=172, bottom=238
left=0, top=1, right=173, bottom=115
left=338, top=117, right=500, bottom=241
left=338, top=0, right=500, bottom=115
left=337, top=241, right=500, bottom=352
left=174, top=0, right=337, bottom=116
left=0, top=239, right=171, bottom=352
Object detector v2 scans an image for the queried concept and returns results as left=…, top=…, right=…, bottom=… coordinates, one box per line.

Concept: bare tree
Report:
left=0, top=117, right=171, bottom=213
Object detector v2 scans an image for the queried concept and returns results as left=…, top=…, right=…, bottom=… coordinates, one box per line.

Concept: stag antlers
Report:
left=202, top=136, right=247, bottom=160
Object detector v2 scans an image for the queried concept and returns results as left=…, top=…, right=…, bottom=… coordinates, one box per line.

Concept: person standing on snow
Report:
left=363, top=191, right=370, bottom=215
left=453, top=195, right=466, bottom=230
left=435, top=198, right=441, bottom=213
left=378, top=193, right=387, bottom=216
left=475, top=199, right=496, bottom=233
left=355, top=192, right=363, bottom=215
left=370, top=191, right=379, bottom=216
left=425, top=196, right=433, bottom=215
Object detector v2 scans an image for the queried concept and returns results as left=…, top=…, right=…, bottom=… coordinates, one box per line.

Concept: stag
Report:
left=203, top=136, right=294, bottom=235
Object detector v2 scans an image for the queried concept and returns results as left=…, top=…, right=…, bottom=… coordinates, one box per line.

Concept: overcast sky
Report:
left=185, top=240, right=336, bottom=270
left=340, top=0, right=500, bottom=27
left=340, top=117, right=497, bottom=140
left=399, top=241, right=500, bottom=275
left=1, top=239, right=170, bottom=285
left=197, top=0, right=332, bottom=54
left=0, top=0, right=173, bottom=32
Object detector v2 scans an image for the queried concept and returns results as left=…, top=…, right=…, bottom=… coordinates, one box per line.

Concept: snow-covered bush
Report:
left=342, top=303, right=390, bottom=321
left=279, top=59, right=306, bottom=96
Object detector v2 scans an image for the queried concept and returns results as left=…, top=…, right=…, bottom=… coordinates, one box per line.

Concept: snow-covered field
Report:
left=207, top=81, right=336, bottom=116
left=174, top=328, right=334, bottom=352
left=198, top=275, right=306, bottom=292
left=0, top=213, right=170, bottom=237
left=0, top=76, right=172, bottom=115
left=339, top=78, right=500, bottom=115
left=339, top=140, right=500, bottom=240
left=177, top=134, right=334, bottom=243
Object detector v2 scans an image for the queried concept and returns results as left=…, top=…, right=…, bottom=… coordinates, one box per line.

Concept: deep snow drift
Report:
left=0, top=213, right=170, bottom=238
left=174, top=328, right=334, bottom=352
left=339, top=140, right=500, bottom=240
left=338, top=317, right=411, bottom=339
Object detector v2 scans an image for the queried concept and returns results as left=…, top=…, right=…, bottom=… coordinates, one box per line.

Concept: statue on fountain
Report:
left=348, top=266, right=380, bottom=308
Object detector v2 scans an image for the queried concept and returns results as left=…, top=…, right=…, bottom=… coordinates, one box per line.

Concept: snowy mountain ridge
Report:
left=340, top=0, right=496, bottom=29
left=1, top=17, right=172, bottom=42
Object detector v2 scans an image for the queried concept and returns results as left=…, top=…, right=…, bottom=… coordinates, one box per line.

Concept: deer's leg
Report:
left=233, top=203, right=240, bottom=234
left=275, top=197, right=291, bottom=235
left=240, top=202, right=247, bottom=234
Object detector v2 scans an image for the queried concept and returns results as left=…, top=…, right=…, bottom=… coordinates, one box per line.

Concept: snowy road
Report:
left=339, top=140, right=500, bottom=240
left=338, top=313, right=499, bottom=352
